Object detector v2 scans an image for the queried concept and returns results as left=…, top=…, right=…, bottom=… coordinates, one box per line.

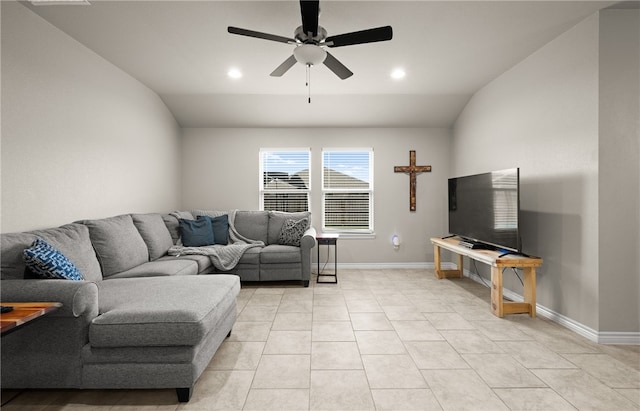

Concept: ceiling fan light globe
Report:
left=293, top=44, right=327, bottom=66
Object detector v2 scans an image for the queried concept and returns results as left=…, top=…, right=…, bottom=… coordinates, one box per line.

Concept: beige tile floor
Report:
left=2, top=269, right=639, bottom=410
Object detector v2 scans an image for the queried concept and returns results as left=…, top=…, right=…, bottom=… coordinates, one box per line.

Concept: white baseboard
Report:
left=597, top=332, right=640, bottom=345
left=463, top=269, right=640, bottom=345
left=334, top=262, right=434, bottom=270
left=328, top=262, right=639, bottom=345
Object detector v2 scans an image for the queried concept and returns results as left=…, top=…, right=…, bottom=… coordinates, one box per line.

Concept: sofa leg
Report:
left=176, top=387, right=193, bottom=402
left=303, top=280, right=309, bottom=287
left=227, top=329, right=232, bottom=338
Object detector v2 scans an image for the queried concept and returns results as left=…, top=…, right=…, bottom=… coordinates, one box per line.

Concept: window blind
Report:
left=260, top=149, right=310, bottom=212
left=322, top=149, right=373, bottom=232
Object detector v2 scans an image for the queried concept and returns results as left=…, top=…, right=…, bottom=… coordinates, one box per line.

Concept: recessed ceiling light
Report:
left=391, top=68, right=406, bottom=80
left=227, top=68, right=242, bottom=79
left=30, top=0, right=90, bottom=5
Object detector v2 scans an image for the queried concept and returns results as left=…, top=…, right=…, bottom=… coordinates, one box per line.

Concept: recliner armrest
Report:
left=300, top=226, right=317, bottom=250
left=0, top=279, right=99, bottom=318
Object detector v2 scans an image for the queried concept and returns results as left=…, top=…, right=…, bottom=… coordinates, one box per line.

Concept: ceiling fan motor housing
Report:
left=294, top=25, right=327, bottom=44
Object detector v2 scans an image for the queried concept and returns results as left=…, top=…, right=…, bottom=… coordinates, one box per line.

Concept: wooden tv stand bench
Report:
left=431, top=237, right=542, bottom=318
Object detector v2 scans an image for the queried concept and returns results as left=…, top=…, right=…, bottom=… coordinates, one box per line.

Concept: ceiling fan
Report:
left=227, top=0, right=393, bottom=80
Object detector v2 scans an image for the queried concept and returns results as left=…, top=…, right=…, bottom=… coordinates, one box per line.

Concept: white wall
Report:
left=181, top=127, right=451, bottom=264
left=598, top=9, right=640, bottom=334
left=452, top=15, right=601, bottom=330
left=1, top=1, right=182, bottom=233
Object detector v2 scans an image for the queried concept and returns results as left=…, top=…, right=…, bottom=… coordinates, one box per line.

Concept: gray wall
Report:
left=1, top=2, right=182, bottom=233
left=452, top=10, right=640, bottom=335
left=452, top=14, right=600, bottom=330
left=598, top=9, right=640, bottom=333
left=181, top=127, right=451, bottom=265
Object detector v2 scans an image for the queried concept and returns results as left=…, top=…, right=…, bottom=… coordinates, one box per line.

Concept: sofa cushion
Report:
left=234, top=211, right=269, bottom=243
left=1, top=232, right=38, bottom=280
left=82, top=215, right=149, bottom=278
left=1, top=224, right=103, bottom=281
left=162, top=214, right=181, bottom=244
left=131, top=214, right=174, bottom=260
left=23, top=239, right=84, bottom=281
left=267, top=211, right=311, bottom=245
left=158, top=255, right=213, bottom=273
left=34, top=223, right=103, bottom=282
left=237, top=247, right=261, bottom=265
left=179, top=218, right=214, bottom=247
left=105, top=260, right=198, bottom=279
left=259, top=245, right=302, bottom=264
left=91, top=275, right=240, bottom=347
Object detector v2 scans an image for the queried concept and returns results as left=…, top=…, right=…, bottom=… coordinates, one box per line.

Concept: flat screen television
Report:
left=448, top=168, right=521, bottom=253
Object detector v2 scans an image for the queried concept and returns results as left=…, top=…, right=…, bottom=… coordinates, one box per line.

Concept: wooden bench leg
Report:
left=523, top=267, right=537, bottom=317
left=491, top=266, right=537, bottom=318
left=490, top=266, right=504, bottom=317
left=434, top=244, right=442, bottom=279
left=434, top=244, right=463, bottom=279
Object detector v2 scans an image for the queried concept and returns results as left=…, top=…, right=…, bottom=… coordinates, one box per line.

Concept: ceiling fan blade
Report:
left=325, top=26, right=393, bottom=48
left=228, top=26, right=294, bottom=44
left=299, top=0, right=319, bottom=37
left=270, top=55, right=297, bottom=77
left=323, top=52, right=353, bottom=80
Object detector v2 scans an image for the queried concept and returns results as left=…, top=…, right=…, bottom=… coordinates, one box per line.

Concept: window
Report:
left=259, top=148, right=310, bottom=212
left=322, top=148, right=374, bottom=233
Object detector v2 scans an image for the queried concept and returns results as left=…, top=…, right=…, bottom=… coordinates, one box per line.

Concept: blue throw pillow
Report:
left=198, top=215, right=229, bottom=245
left=179, top=218, right=215, bottom=247
left=23, top=239, right=84, bottom=281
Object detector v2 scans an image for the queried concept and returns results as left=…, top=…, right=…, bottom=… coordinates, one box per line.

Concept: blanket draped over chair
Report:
left=167, top=209, right=264, bottom=271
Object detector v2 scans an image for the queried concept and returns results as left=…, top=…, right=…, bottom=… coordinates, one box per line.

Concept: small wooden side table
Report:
left=0, top=302, right=62, bottom=336
left=316, top=233, right=339, bottom=284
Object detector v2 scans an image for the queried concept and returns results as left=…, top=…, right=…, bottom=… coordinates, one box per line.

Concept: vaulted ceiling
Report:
left=23, top=0, right=615, bottom=127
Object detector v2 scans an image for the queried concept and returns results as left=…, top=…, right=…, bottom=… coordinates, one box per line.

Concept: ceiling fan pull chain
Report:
left=307, top=64, right=312, bottom=104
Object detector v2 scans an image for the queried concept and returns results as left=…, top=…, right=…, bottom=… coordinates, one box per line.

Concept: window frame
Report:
left=321, top=148, right=374, bottom=235
left=259, top=148, right=311, bottom=213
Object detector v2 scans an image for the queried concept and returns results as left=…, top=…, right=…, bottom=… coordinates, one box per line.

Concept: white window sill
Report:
left=319, top=231, right=376, bottom=239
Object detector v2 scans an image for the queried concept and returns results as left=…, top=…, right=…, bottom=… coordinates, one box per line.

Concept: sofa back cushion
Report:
left=0, top=223, right=102, bottom=282
left=1, top=232, right=39, bottom=280
left=131, top=213, right=174, bottom=260
left=234, top=211, right=269, bottom=243
left=267, top=211, right=311, bottom=245
left=162, top=214, right=181, bottom=244
left=82, top=215, right=149, bottom=278
left=34, top=224, right=103, bottom=282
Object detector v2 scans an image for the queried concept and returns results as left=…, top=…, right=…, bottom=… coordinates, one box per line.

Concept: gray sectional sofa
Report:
left=0, top=210, right=316, bottom=402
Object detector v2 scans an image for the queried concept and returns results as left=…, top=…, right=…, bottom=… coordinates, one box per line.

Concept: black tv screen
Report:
left=448, top=168, right=521, bottom=252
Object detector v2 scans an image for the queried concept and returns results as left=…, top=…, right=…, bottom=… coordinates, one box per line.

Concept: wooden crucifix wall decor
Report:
left=394, top=150, right=432, bottom=211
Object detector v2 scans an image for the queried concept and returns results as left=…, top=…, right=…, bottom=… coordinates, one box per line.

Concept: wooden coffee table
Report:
left=0, top=302, right=62, bottom=336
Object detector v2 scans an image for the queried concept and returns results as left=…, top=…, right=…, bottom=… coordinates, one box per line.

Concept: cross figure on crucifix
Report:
left=394, top=150, right=432, bottom=211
